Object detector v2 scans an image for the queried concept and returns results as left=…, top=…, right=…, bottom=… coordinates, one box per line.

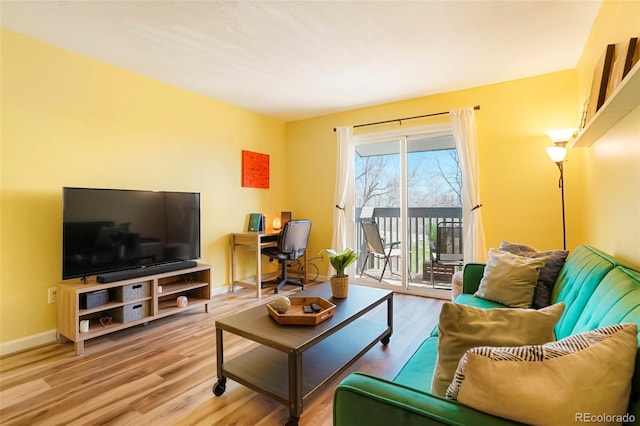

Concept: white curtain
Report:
left=450, top=108, right=487, bottom=263
left=331, top=126, right=355, bottom=273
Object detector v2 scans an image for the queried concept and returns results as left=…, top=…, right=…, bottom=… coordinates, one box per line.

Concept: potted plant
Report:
left=322, top=248, right=358, bottom=298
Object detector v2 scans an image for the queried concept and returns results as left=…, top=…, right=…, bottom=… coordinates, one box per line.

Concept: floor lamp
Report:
left=546, top=128, right=575, bottom=250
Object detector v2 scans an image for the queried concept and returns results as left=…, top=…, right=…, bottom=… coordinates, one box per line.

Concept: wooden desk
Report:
left=230, top=231, right=307, bottom=298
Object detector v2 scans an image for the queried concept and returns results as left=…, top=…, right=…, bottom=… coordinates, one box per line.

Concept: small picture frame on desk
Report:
left=281, top=211, right=291, bottom=228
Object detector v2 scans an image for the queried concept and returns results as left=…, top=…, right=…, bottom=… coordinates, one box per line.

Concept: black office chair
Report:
left=261, top=220, right=312, bottom=293
left=360, top=218, right=402, bottom=282
left=429, top=221, right=463, bottom=286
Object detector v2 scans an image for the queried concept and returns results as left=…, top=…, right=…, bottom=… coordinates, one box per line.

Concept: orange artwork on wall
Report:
left=241, top=150, right=270, bottom=189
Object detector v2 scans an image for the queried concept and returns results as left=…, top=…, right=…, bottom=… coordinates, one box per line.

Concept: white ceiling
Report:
left=1, top=1, right=602, bottom=122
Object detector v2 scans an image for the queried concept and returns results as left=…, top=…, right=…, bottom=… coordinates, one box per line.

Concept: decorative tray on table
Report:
left=267, top=297, right=336, bottom=325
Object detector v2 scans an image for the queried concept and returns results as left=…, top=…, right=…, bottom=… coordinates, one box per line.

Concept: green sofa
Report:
left=334, top=244, right=640, bottom=425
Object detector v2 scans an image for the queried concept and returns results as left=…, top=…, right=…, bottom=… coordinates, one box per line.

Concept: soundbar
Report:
left=97, top=260, right=198, bottom=283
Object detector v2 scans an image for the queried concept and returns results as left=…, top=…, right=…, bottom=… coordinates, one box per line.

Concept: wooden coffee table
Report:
left=213, top=282, right=393, bottom=426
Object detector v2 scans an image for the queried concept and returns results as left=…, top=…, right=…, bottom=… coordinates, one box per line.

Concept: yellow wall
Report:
left=286, top=70, right=580, bottom=262
left=574, top=0, right=640, bottom=266
left=0, top=29, right=286, bottom=343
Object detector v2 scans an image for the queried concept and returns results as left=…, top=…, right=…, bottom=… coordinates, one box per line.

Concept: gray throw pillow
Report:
left=499, top=241, right=569, bottom=309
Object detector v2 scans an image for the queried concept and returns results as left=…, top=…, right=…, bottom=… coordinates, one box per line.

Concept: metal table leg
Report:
left=286, top=350, right=303, bottom=425
left=213, top=327, right=227, bottom=396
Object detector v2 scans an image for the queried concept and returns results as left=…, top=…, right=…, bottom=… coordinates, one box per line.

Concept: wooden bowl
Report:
left=267, top=296, right=336, bottom=325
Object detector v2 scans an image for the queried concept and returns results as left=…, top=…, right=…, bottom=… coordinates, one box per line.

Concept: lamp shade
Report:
left=545, top=128, right=576, bottom=143
left=272, top=217, right=281, bottom=230
left=547, top=146, right=567, bottom=162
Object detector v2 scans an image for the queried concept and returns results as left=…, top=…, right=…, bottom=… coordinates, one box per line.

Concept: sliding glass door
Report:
left=350, top=124, right=462, bottom=298
left=354, top=138, right=403, bottom=288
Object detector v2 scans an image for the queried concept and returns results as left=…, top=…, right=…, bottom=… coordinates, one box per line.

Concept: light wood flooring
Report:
left=0, top=284, right=444, bottom=426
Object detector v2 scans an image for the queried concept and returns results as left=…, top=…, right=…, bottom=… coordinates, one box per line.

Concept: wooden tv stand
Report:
left=57, top=264, right=212, bottom=355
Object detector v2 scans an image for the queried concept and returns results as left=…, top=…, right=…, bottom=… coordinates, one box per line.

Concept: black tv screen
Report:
left=63, top=187, right=201, bottom=280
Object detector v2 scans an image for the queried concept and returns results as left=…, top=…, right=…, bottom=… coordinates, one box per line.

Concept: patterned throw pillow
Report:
left=499, top=241, right=568, bottom=308
left=446, top=323, right=638, bottom=426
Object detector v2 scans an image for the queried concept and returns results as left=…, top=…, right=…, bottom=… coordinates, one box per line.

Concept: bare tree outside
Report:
left=356, top=149, right=461, bottom=208
left=355, top=156, right=396, bottom=207
left=434, top=150, right=462, bottom=205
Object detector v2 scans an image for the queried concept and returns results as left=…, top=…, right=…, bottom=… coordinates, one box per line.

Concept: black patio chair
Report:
left=429, top=221, right=463, bottom=286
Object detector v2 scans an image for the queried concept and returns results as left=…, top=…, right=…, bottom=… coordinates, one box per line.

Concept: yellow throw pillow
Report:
left=430, top=302, right=564, bottom=396
left=475, top=248, right=548, bottom=308
left=498, top=241, right=568, bottom=308
left=446, top=323, right=638, bottom=426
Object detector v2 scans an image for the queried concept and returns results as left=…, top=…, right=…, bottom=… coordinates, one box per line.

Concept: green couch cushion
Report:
left=394, top=337, right=439, bottom=390
left=454, top=294, right=507, bottom=309
left=335, top=372, right=522, bottom=426
left=551, top=245, right=616, bottom=339
left=570, top=267, right=640, bottom=335
left=462, top=263, right=485, bottom=294
left=566, top=266, right=640, bottom=420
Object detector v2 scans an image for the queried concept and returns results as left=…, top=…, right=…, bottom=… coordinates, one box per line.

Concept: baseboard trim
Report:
left=0, top=329, right=58, bottom=357
left=212, top=286, right=230, bottom=297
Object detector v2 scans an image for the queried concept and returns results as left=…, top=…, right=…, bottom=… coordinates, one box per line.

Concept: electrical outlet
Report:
left=48, top=287, right=57, bottom=304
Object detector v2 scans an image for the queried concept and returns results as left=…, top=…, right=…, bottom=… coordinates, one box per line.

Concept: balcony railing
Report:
left=355, top=207, right=463, bottom=278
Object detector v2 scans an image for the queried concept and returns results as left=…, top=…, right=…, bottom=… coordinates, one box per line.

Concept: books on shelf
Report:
left=248, top=213, right=266, bottom=232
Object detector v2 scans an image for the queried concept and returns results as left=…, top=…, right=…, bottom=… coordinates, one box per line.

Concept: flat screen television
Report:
left=63, top=187, right=201, bottom=280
